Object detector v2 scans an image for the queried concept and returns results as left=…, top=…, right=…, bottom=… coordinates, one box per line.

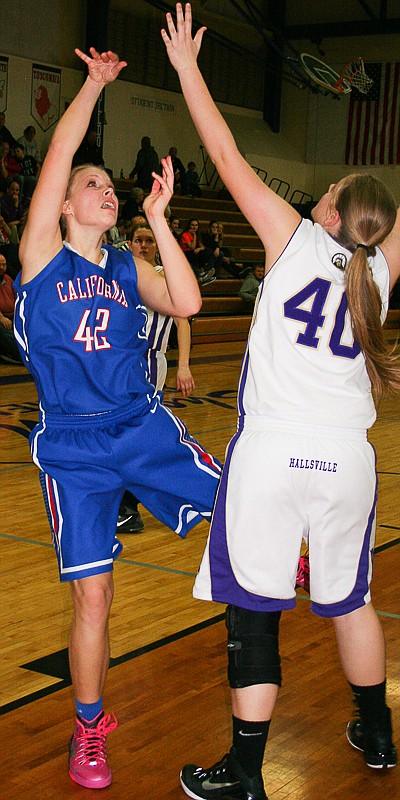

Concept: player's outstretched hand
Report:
left=143, top=156, right=174, bottom=220
left=161, top=3, right=206, bottom=72
left=75, top=47, right=127, bottom=86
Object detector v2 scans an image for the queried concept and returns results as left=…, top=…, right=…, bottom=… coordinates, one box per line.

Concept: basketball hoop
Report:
left=300, top=53, right=352, bottom=96
left=334, top=58, right=373, bottom=95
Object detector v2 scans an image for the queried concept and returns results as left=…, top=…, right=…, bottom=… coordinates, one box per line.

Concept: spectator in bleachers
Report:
left=0, top=213, right=20, bottom=277
left=179, top=217, right=215, bottom=284
left=121, top=185, right=144, bottom=222
left=0, top=141, right=21, bottom=184
left=202, top=219, right=243, bottom=279
left=239, top=263, right=265, bottom=310
left=217, top=220, right=246, bottom=277
left=0, top=213, right=12, bottom=244
left=0, top=252, right=22, bottom=363
left=182, top=160, right=202, bottom=197
left=129, top=135, right=159, bottom=191
left=18, top=125, right=41, bottom=168
left=72, top=128, right=105, bottom=167
left=0, top=112, right=17, bottom=149
left=168, top=146, right=185, bottom=193
left=107, top=218, right=133, bottom=251
left=13, top=143, right=39, bottom=201
left=169, top=215, right=181, bottom=241
left=0, top=180, right=25, bottom=235
left=131, top=213, right=147, bottom=229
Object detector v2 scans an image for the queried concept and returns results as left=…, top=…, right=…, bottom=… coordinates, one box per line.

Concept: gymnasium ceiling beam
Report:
left=284, top=18, right=400, bottom=41
left=356, top=0, right=378, bottom=20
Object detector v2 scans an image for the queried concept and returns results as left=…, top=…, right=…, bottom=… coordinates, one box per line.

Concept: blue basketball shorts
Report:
left=31, top=400, right=221, bottom=582
left=194, top=415, right=377, bottom=618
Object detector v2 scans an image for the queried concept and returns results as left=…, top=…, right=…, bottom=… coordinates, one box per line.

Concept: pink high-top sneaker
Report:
left=295, top=552, right=310, bottom=594
left=68, top=712, right=118, bottom=789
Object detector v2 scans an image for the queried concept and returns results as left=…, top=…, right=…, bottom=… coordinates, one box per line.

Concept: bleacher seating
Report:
left=169, top=191, right=258, bottom=344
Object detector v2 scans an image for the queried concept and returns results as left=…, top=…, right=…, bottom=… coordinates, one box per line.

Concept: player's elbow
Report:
left=180, top=295, right=202, bottom=317
left=176, top=291, right=202, bottom=318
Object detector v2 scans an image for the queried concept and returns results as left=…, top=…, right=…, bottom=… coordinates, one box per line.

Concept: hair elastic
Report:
left=356, top=243, right=369, bottom=252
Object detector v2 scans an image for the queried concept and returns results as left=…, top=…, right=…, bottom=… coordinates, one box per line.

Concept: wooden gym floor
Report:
left=0, top=340, right=399, bottom=799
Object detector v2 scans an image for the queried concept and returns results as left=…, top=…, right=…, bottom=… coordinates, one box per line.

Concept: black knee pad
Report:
left=226, top=604, right=282, bottom=689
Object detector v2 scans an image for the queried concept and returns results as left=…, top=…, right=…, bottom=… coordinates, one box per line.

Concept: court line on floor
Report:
left=0, top=612, right=225, bottom=716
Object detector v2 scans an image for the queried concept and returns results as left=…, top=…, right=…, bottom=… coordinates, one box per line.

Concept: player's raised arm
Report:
left=161, top=3, right=300, bottom=264
left=19, top=48, right=126, bottom=283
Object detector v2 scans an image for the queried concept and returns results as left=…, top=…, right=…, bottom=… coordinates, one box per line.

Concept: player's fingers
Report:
left=193, top=26, right=207, bottom=49
left=165, top=11, right=177, bottom=40
left=75, top=48, right=91, bottom=64
left=183, top=2, right=192, bottom=35
left=88, top=47, right=101, bottom=59
left=160, top=156, right=174, bottom=179
left=148, top=175, right=161, bottom=194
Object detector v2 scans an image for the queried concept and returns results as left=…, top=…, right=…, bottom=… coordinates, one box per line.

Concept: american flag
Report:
left=345, top=62, right=400, bottom=165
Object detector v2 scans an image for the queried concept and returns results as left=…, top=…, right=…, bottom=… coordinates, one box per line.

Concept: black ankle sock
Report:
left=349, top=680, right=389, bottom=731
left=232, top=716, right=270, bottom=778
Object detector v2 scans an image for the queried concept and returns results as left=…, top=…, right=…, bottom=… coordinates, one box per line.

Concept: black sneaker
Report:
left=346, top=715, right=397, bottom=769
left=180, top=748, right=267, bottom=799
left=199, top=268, right=216, bottom=286
left=117, top=507, right=144, bottom=534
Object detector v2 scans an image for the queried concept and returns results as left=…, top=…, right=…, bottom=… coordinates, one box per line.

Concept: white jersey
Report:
left=238, top=219, right=390, bottom=429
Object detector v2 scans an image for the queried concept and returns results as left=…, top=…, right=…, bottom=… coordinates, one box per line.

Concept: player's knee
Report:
left=226, top=604, right=282, bottom=689
left=71, top=574, right=114, bottom=623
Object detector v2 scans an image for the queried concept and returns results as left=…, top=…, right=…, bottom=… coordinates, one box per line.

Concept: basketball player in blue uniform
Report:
left=162, top=7, right=400, bottom=799
left=13, top=46, right=221, bottom=790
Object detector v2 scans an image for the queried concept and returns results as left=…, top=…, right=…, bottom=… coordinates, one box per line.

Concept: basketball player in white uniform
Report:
left=131, top=223, right=195, bottom=395
left=162, top=7, right=400, bottom=800
left=118, top=223, right=195, bottom=533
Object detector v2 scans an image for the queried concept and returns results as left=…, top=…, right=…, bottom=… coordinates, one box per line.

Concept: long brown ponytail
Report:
left=332, top=174, right=400, bottom=405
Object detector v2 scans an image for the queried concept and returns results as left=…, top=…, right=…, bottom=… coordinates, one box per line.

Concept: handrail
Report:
left=197, top=149, right=313, bottom=205
left=289, top=189, right=313, bottom=205
left=268, top=177, right=290, bottom=199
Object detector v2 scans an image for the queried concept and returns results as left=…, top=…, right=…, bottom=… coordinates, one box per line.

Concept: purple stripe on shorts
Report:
left=148, top=348, right=158, bottom=386
left=147, top=311, right=159, bottom=349
left=311, top=474, right=377, bottom=618
left=209, top=427, right=296, bottom=612
left=236, top=349, right=249, bottom=418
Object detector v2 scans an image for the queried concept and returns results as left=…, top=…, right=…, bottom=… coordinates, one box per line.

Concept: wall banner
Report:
left=31, top=63, right=61, bottom=131
left=0, top=56, right=8, bottom=113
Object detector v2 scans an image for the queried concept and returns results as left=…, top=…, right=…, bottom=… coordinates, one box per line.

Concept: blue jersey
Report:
left=14, top=244, right=155, bottom=416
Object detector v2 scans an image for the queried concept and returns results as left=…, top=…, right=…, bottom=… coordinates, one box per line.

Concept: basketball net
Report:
left=334, top=58, right=373, bottom=95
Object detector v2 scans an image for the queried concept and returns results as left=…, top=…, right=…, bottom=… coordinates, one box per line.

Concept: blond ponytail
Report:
left=333, top=174, right=399, bottom=404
